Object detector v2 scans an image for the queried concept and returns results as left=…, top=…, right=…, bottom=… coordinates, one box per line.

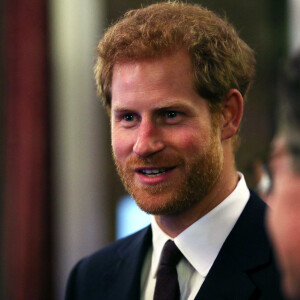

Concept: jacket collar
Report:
left=102, top=226, right=152, bottom=300
left=195, top=192, right=271, bottom=299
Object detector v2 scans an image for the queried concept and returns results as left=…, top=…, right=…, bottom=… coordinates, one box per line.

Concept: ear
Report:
left=220, top=89, right=243, bottom=141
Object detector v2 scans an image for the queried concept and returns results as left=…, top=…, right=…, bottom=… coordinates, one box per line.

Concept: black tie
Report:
left=153, top=240, right=182, bottom=300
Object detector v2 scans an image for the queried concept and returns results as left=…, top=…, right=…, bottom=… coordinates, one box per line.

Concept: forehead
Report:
left=111, top=51, right=196, bottom=107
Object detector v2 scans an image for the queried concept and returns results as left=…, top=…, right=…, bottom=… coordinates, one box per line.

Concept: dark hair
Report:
left=278, top=53, right=300, bottom=169
left=278, top=53, right=300, bottom=126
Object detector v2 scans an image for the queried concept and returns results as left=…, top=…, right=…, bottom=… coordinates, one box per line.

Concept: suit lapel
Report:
left=100, top=193, right=270, bottom=300
left=102, top=226, right=152, bottom=300
left=195, top=193, right=271, bottom=300
left=194, top=254, right=256, bottom=300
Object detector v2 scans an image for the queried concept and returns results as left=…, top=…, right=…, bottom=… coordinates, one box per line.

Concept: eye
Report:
left=160, top=110, right=183, bottom=125
left=165, top=111, right=178, bottom=119
left=118, top=112, right=139, bottom=128
left=123, top=113, right=135, bottom=122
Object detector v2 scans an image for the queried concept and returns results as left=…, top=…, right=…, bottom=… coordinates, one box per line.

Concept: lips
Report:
left=135, top=167, right=176, bottom=177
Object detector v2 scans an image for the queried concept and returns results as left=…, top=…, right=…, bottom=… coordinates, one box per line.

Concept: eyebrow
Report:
left=112, top=101, right=193, bottom=112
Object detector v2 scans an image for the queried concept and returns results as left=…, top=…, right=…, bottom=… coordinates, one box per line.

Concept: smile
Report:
left=136, top=167, right=175, bottom=177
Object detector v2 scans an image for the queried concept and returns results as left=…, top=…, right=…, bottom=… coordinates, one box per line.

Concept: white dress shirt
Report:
left=141, top=173, right=250, bottom=300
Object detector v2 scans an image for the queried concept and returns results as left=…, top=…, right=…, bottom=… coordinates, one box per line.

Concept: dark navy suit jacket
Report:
left=65, top=192, right=286, bottom=299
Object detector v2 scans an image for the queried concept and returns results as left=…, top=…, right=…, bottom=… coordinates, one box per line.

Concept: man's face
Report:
left=267, top=135, right=300, bottom=299
left=111, top=51, right=223, bottom=216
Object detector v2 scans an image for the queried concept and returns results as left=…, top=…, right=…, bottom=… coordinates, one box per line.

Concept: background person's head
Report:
left=267, top=52, right=300, bottom=300
left=275, top=53, right=300, bottom=172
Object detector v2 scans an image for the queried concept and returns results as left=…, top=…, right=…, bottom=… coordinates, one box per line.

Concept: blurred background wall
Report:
left=0, top=0, right=299, bottom=299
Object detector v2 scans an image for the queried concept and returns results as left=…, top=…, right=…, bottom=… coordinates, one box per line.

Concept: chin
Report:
left=133, top=189, right=198, bottom=216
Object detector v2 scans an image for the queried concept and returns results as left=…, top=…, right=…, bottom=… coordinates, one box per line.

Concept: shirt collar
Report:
left=150, top=172, right=250, bottom=278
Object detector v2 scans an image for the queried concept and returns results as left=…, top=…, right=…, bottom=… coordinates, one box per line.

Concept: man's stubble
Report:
left=113, top=125, right=224, bottom=216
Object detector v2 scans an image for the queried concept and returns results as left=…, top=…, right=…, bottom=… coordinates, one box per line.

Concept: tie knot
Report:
left=160, top=240, right=182, bottom=267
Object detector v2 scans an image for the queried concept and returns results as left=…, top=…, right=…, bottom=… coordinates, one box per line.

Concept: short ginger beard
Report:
left=113, top=127, right=223, bottom=216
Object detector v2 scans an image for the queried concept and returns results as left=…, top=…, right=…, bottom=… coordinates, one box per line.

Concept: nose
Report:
left=133, top=119, right=165, bottom=158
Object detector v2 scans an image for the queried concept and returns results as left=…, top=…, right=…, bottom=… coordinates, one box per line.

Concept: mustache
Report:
left=114, top=152, right=185, bottom=168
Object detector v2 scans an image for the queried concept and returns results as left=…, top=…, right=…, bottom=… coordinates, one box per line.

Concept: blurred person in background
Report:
left=66, top=2, right=285, bottom=299
left=252, top=158, right=272, bottom=202
left=267, top=53, right=300, bottom=300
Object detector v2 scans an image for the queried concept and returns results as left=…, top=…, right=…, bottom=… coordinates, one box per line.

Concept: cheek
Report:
left=268, top=179, right=300, bottom=265
left=171, top=128, right=210, bottom=153
left=111, top=129, right=134, bottom=162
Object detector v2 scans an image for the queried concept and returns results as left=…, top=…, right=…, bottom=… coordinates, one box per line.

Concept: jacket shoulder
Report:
left=65, top=226, right=151, bottom=300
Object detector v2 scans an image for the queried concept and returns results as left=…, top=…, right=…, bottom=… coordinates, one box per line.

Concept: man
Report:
left=267, top=53, right=300, bottom=300
left=66, top=2, right=285, bottom=299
